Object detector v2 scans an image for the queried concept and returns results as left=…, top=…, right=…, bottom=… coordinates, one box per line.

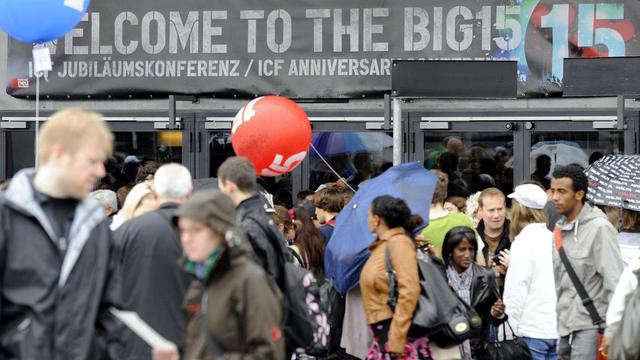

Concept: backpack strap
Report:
left=553, top=226, right=605, bottom=329
left=288, top=247, right=305, bottom=267
left=244, top=214, right=289, bottom=284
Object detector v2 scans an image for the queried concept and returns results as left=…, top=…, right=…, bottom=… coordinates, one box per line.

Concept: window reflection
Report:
left=530, top=132, right=622, bottom=189
left=424, top=133, right=514, bottom=198
left=309, top=132, right=393, bottom=191
left=98, top=131, right=183, bottom=193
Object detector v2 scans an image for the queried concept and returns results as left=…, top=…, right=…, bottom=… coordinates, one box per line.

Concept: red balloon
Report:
left=232, top=96, right=311, bottom=177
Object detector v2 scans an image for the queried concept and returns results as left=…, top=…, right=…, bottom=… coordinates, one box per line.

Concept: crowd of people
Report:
left=0, top=107, right=639, bottom=360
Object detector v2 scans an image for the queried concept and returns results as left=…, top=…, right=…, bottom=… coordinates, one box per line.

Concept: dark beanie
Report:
left=174, top=191, right=236, bottom=235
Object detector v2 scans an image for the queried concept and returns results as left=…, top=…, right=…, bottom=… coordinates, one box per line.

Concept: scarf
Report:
left=184, top=246, right=222, bottom=281
left=447, top=265, right=474, bottom=360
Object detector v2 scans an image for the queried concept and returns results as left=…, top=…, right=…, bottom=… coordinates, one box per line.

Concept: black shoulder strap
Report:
left=200, top=292, right=224, bottom=357
left=245, top=214, right=288, bottom=261
left=384, top=243, right=398, bottom=310
left=244, top=214, right=290, bottom=289
left=288, top=247, right=304, bottom=267
left=557, top=246, right=605, bottom=328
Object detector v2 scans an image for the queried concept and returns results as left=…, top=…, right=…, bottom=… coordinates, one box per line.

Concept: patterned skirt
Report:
left=365, top=320, right=432, bottom=360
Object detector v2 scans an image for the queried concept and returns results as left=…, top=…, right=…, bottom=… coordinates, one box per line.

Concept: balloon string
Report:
left=309, top=143, right=357, bottom=193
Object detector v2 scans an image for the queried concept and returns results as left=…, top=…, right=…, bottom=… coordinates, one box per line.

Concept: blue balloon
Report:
left=0, top=0, right=90, bottom=44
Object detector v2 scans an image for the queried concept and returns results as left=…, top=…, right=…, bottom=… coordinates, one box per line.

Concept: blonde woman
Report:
left=503, top=184, right=558, bottom=360
left=110, top=181, right=156, bottom=230
left=465, top=191, right=482, bottom=226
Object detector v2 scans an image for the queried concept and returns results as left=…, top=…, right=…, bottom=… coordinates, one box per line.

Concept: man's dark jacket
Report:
left=468, top=264, right=507, bottom=358
left=0, top=169, right=122, bottom=360
left=235, top=194, right=286, bottom=282
left=477, top=219, right=511, bottom=264
left=114, top=203, right=190, bottom=360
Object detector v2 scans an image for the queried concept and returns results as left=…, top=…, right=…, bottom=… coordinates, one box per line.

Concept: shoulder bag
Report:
left=477, top=321, right=532, bottom=360
left=385, top=237, right=482, bottom=348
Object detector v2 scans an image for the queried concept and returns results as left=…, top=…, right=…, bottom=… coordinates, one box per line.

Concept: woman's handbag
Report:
left=385, top=244, right=482, bottom=348
left=477, top=321, right=532, bottom=360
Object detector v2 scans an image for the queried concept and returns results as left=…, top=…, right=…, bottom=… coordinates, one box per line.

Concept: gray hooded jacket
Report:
left=553, top=203, right=624, bottom=337
left=0, top=169, right=123, bottom=359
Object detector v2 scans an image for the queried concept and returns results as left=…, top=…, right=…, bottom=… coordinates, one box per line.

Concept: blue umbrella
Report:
left=324, top=162, right=438, bottom=295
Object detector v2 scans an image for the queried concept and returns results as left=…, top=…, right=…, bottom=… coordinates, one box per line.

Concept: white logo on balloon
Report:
left=262, top=152, right=307, bottom=176
left=232, top=97, right=260, bottom=135
left=63, top=0, right=85, bottom=12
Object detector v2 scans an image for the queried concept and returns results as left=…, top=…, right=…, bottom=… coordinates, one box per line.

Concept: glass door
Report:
left=196, top=114, right=295, bottom=207
left=196, top=113, right=390, bottom=207
left=0, top=112, right=196, bottom=187
left=523, top=116, right=635, bottom=190
left=410, top=115, right=521, bottom=198
left=103, top=113, right=193, bottom=190
left=410, top=112, right=637, bottom=197
left=304, top=115, right=391, bottom=196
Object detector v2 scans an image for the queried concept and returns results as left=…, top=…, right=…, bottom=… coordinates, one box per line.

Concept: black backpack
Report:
left=246, top=215, right=330, bottom=356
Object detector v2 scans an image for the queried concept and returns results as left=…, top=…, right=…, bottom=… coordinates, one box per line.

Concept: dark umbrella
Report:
left=324, top=162, right=438, bottom=295
left=585, top=154, right=640, bottom=211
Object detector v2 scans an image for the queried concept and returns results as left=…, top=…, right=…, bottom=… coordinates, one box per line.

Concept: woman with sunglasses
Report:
left=442, top=226, right=506, bottom=360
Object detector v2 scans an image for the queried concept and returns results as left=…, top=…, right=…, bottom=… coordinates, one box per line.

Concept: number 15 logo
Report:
left=540, top=3, right=625, bottom=82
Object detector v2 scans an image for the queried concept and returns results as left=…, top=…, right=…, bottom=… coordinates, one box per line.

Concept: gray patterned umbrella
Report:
left=585, top=154, right=640, bottom=211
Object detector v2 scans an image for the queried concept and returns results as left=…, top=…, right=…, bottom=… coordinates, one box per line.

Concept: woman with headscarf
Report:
left=153, top=191, right=284, bottom=360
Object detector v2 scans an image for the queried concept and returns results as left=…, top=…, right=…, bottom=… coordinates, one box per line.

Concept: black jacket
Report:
left=114, top=203, right=191, bottom=360
left=236, top=194, right=286, bottom=283
left=477, top=219, right=511, bottom=266
left=469, top=264, right=506, bottom=357
left=0, top=169, right=122, bottom=360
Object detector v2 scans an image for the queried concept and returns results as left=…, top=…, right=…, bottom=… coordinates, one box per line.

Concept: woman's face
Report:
left=288, top=228, right=296, bottom=242
left=367, top=208, right=379, bottom=233
left=178, top=217, right=223, bottom=262
left=444, top=202, right=459, bottom=213
left=451, top=238, right=475, bottom=272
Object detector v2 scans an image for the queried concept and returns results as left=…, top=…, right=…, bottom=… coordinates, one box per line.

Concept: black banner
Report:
left=5, top=0, right=640, bottom=99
